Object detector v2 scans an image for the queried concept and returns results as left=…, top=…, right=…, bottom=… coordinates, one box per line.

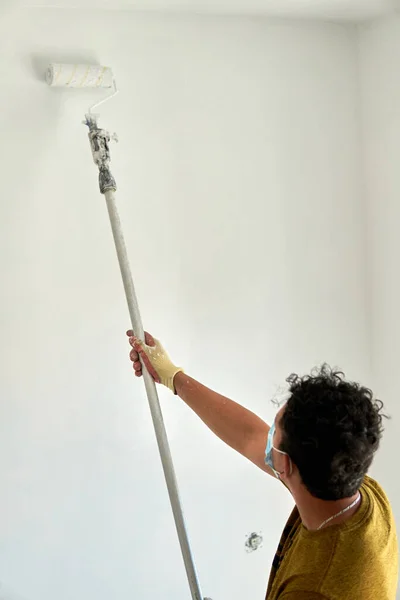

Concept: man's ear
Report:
left=282, top=454, right=294, bottom=479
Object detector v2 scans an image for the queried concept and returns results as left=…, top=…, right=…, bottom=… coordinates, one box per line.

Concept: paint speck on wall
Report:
left=245, top=532, right=263, bottom=552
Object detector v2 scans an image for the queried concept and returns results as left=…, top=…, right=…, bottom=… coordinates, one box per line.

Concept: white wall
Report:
left=19, top=0, right=397, bottom=21
left=358, top=15, right=400, bottom=532
left=0, top=9, right=367, bottom=600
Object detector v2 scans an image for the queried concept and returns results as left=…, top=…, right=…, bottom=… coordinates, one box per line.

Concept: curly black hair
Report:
left=279, top=365, right=386, bottom=501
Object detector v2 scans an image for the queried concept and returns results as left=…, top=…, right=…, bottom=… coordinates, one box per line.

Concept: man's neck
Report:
left=292, top=488, right=361, bottom=531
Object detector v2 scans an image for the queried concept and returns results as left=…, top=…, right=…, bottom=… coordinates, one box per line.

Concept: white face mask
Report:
left=265, top=421, right=292, bottom=479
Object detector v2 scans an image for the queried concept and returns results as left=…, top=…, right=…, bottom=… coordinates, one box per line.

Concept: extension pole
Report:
left=85, top=116, right=207, bottom=600
left=105, top=189, right=204, bottom=600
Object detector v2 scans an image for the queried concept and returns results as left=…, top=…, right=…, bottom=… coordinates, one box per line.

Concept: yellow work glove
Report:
left=127, top=330, right=184, bottom=394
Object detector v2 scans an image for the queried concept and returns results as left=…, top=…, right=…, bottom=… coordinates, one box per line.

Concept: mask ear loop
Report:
left=273, top=446, right=293, bottom=477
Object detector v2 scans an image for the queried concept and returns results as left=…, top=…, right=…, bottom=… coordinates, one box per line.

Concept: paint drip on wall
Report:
left=245, top=532, right=263, bottom=552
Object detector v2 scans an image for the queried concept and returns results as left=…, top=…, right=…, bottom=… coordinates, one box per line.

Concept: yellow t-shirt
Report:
left=266, top=476, right=398, bottom=600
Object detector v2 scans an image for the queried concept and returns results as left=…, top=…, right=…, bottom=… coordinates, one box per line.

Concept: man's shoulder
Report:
left=363, top=474, right=388, bottom=496
left=362, top=475, right=395, bottom=522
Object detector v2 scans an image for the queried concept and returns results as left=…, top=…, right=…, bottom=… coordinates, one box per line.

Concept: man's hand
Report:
left=126, top=331, right=272, bottom=475
left=126, top=330, right=184, bottom=393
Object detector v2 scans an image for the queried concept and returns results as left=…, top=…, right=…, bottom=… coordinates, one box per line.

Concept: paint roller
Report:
left=46, top=63, right=114, bottom=88
left=46, top=63, right=212, bottom=600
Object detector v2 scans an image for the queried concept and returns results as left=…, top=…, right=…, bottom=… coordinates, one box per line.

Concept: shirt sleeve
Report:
left=278, top=593, right=329, bottom=600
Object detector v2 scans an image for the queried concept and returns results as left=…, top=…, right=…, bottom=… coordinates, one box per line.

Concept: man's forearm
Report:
left=174, top=372, right=270, bottom=469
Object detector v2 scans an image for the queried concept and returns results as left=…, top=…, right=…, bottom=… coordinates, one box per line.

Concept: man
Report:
left=127, top=331, right=398, bottom=600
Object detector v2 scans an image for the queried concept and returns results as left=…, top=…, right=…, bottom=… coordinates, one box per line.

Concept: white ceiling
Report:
left=22, top=0, right=397, bottom=21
